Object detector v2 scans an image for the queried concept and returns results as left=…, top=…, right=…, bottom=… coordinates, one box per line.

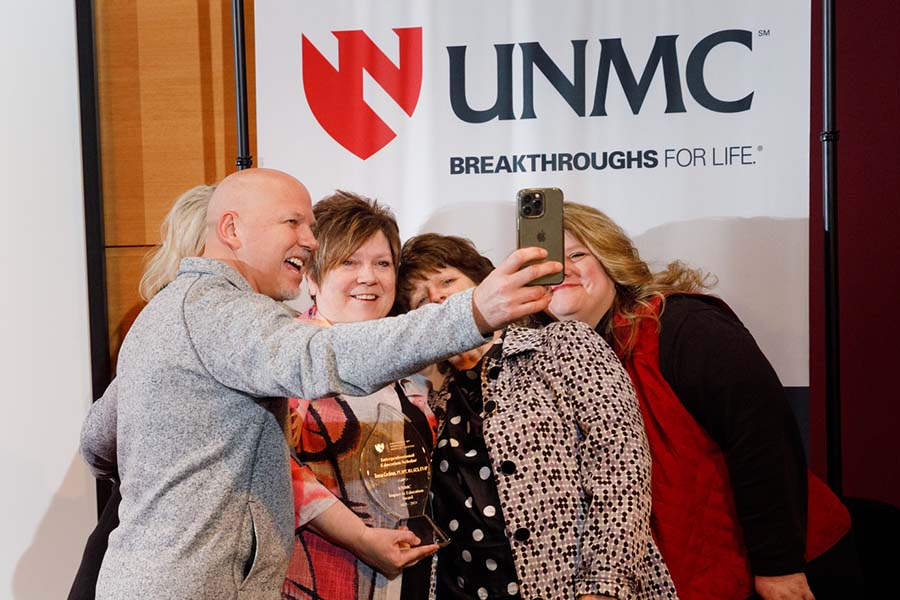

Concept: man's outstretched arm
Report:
left=187, top=248, right=561, bottom=400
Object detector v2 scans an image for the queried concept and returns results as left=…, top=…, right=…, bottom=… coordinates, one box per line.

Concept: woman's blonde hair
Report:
left=563, top=201, right=716, bottom=354
left=139, top=184, right=215, bottom=301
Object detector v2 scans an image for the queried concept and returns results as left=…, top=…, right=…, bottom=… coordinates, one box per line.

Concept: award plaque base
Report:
left=401, top=514, right=451, bottom=548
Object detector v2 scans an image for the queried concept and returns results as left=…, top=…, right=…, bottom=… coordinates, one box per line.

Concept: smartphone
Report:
left=516, top=187, right=564, bottom=286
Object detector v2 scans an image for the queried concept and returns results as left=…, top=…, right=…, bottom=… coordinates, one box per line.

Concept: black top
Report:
left=657, top=295, right=808, bottom=576
left=431, top=346, right=523, bottom=600
left=396, top=383, right=436, bottom=600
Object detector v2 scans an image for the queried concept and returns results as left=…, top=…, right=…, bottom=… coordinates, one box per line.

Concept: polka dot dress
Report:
left=432, top=345, right=522, bottom=600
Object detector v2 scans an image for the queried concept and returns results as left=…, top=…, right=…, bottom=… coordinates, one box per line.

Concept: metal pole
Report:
left=76, top=0, right=114, bottom=515
left=821, top=0, right=842, bottom=494
left=232, top=0, right=253, bottom=170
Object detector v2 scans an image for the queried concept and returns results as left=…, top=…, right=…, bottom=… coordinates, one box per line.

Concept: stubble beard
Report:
left=275, top=284, right=303, bottom=302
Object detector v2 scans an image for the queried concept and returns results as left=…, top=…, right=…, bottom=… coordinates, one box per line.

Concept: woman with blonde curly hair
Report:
left=548, top=201, right=855, bottom=600
left=555, top=202, right=713, bottom=355
left=138, top=184, right=215, bottom=300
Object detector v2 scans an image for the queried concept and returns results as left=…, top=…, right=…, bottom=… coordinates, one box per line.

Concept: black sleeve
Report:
left=658, top=296, right=808, bottom=576
left=67, top=485, right=120, bottom=600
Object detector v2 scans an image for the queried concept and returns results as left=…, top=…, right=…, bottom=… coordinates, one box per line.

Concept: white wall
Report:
left=0, top=2, right=98, bottom=598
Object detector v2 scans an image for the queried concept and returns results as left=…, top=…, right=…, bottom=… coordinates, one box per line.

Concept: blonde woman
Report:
left=138, top=184, right=215, bottom=300
left=548, top=202, right=854, bottom=600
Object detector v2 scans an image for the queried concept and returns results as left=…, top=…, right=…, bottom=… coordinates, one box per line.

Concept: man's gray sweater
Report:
left=80, top=257, right=485, bottom=599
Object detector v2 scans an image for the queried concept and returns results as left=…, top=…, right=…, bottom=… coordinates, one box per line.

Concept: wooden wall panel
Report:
left=105, top=247, right=149, bottom=367
left=132, top=1, right=208, bottom=246
left=96, top=0, right=256, bottom=360
left=94, top=1, right=145, bottom=247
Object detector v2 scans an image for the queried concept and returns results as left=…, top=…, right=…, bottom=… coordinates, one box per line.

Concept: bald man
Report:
left=80, top=169, right=560, bottom=600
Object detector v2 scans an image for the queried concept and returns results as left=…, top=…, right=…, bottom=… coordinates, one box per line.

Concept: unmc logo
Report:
left=302, top=28, right=423, bottom=160
left=448, top=29, right=754, bottom=122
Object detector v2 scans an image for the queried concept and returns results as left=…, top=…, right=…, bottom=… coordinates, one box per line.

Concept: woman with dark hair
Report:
left=547, top=201, right=854, bottom=600
left=397, top=233, right=677, bottom=600
left=395, top=234, right=497, bottom=386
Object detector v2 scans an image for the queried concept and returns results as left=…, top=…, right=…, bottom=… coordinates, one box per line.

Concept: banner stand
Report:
left=77, top=0, right=114, bottom=515
left=232, top=0, right=253, bottom=170
left=821, top=0, right=842, bottom=495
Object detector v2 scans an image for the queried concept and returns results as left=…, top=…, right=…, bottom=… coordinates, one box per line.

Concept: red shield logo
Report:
left=302, top=28, right=423, bottom=160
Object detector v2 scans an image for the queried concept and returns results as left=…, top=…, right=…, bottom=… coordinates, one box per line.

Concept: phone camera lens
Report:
left=523, top=206, right=533, bottom=216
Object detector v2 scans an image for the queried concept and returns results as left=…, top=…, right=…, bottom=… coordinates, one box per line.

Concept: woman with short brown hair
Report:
left=283, top=191, right=437, bottom=600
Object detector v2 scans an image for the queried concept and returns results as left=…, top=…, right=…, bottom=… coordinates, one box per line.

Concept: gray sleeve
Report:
left=80, top=378, right=119, bottom=480
left=183, top=281, right=486, bottom=400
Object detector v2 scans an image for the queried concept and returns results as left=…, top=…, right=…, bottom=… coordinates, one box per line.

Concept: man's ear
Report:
left=217, top=212, right=241, bottom=250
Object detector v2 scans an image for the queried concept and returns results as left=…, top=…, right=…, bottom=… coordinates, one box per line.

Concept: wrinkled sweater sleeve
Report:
left=80, top=378, right=119, bottom=480
left=659, top=296, right=808, bottom=575
left=182, top=279, right=486, bottom=400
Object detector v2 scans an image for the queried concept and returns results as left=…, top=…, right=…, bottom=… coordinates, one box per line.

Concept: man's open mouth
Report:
left=285, top=257, right=305, bottom=272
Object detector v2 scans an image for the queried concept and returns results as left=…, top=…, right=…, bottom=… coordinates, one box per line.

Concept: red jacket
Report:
left=613, top=296, right=850, bottom=600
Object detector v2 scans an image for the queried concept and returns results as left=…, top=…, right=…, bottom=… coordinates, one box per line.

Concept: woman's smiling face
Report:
left=547, top=230, right=616, bottom=328
left=308, top=229, right=397, bottom=323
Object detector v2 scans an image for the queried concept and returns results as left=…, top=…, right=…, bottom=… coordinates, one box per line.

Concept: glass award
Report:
left=359, top=403, right=450, bottom=548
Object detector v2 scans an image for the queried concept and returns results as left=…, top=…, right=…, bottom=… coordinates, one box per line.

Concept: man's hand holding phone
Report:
left=471, top=247, right=562, bottom=334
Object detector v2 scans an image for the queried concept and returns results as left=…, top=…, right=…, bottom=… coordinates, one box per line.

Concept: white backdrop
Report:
left=0, top=2, right=97, bottom=597
left=256, top=0, right=810, bottom=385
